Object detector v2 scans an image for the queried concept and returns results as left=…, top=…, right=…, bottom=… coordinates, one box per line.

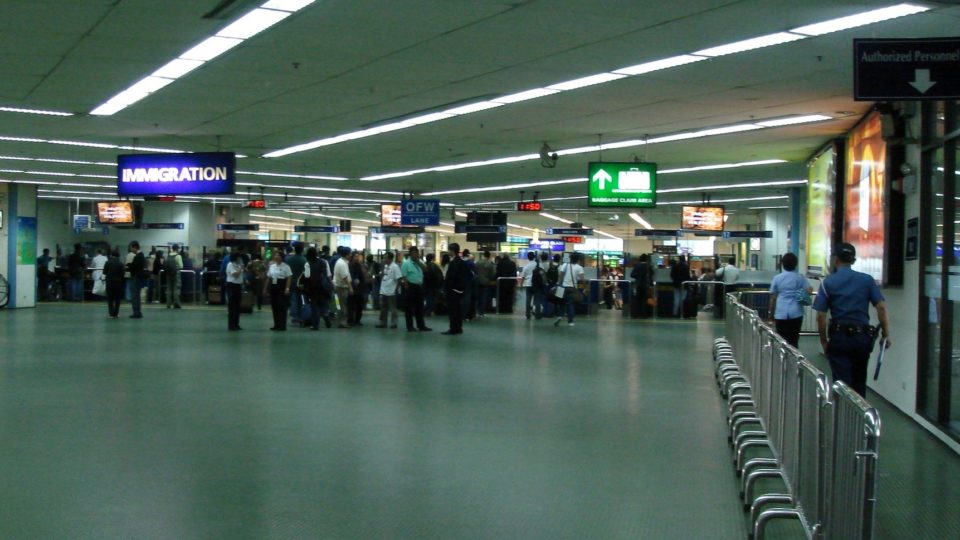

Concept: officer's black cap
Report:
left=836, top=242, right=856, bottom=262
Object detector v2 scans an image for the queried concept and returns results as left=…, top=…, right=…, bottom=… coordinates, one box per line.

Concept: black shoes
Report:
left=441, top=330, right=462, bottom=335
left=130, top=314, right=143, bottom=319
left=419, top=327, right=432, bottom=332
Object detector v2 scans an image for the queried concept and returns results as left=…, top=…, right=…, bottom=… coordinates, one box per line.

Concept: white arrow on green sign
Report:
left=587, top=162, right=657, bottom=208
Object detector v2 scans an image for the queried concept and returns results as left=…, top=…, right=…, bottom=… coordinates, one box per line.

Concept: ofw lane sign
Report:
left=854, top=38, right=960, bottom=100
left=400, top=199, right=440, bottom=226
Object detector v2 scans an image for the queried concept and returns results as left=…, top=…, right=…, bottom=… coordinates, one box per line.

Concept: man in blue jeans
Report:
left=814, top=243, right=891, bottom=397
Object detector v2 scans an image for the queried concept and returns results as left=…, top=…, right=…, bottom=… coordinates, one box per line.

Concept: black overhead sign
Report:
left=854, top=38, right=960, bottom=100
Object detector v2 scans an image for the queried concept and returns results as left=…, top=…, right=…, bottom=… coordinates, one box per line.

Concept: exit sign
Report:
left=516, top=201, right=542, bottom=212
left=561, top=236, right=584, bottom=243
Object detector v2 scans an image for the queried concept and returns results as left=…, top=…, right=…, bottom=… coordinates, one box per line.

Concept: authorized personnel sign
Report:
left=854, top=38, right=960, bottom=100
left=588, top=162, right=656, bottom=208
left=400, top=199, right=441, bottom=226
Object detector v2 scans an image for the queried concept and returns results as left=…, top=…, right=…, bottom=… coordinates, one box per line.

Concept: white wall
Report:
left=759, top=209, right=790, bottom=270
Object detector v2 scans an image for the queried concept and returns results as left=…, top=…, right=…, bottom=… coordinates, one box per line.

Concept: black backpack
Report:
left=164, top=253, right=180, bottom=279
left=545, top=263, right=559, bottom=286
left=531, top=260, right=546, bottom=289
left=305, top=259, right=334, bottom=299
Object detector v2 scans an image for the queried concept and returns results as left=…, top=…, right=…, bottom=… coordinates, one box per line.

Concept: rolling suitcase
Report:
left=208, top=285, right=223, bottom=305
left=683, top=284, right=699, bottom=319
left=240, top=290, right=254, bottom=314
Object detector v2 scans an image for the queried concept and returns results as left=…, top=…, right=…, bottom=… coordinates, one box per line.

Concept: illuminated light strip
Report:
left=0, top=155, right=115, bottom=166
left=0, top=136, right=184, bottom=153
left=659, top=179, right=806, bottom=194
left=748, top=206, right=790, bottom=210
left=282, top=209, right=381, bottom=225
left=658, top=195, right=789, bottom=205
left=264, top=4, right=927, bottom=158
left=660, top=159, right=786, bottom=174
left=0, top=106, right=73, bottom=116
left=363, top=116, right=827, bottom=181
left=629, top=213, right=654, bottom=230
left=238, top=171, right=347, bottom=181
left=424, top=178, right=583, bottom=196
left=91, top=1, right=315, bottom=115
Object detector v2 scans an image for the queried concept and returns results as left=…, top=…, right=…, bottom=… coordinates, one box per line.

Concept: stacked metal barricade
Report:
left=713, top=294, right=882, bottom=539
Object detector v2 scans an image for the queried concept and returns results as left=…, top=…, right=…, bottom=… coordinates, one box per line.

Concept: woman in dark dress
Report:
left=103, top=250, right=126, bottom=318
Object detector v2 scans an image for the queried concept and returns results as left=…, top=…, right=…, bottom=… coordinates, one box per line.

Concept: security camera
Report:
left=608, top=214, right=620, bottom=223
left=540, top=143, right=558, bottom=168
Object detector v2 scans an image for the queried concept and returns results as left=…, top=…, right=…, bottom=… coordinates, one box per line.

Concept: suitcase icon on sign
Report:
left=615, top=168, right=650, bottom=192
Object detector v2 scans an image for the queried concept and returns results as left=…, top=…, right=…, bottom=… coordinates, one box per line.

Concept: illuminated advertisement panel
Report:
left=806, top=144, right=836, bottom=276
left=681, top=205, right=725, bottom=231
left=843, top=112, right=886, bottom=281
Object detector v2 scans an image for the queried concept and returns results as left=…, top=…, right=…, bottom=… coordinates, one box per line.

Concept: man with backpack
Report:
left=520, top=251, right=545, bottom=319
left=164, top=244, right=184, bottom=309
left=302, top=247, right=333, bottom=330
left=475, top=250, right=496, bottom=317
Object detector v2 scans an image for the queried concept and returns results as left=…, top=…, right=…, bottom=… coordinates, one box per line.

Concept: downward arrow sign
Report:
left=909, top=69, right=936, bottom=94
left=592, top=169, right=612, bottom=190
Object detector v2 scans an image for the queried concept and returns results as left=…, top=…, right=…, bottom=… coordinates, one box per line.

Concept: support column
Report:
left=1, top=183, right=39, bottom=308
left=790, top=187, right=802, bottom=255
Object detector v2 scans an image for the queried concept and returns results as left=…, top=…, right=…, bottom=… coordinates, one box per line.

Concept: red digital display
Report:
left=244, top=199, right=267, bottom=209
left=561, top=236, right=584, bottom=243
left=516, top=201, right=543, bottom=212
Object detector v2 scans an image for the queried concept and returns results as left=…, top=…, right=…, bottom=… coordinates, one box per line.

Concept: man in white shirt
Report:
left=554, top=253, right=585, bottom=327
left=333, top=246, right=353, bottom=328
left=376, top=252, right=402, bottom=328
left=717, top=257, right=740, bottom=286
left=519, top=251, right=544, bottom=319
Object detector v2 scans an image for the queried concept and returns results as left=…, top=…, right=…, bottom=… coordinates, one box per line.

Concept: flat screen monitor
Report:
left=96, top=201, right=135, bottom=224
left=681, top=206, right=724, bottom=231
left=380, top=204, right=403, bottom=227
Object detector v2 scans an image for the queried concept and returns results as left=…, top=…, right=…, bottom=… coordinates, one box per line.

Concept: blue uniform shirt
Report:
left=812, top=266, right=884, bottom=326
left=770, top=270, right=810, bottom=320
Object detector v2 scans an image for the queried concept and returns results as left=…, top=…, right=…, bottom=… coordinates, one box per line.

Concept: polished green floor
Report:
left=0, top=304, right=957, bottom=539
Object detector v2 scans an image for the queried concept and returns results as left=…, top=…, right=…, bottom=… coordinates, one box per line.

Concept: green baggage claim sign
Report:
left=587, top=162, right=657, bottom=207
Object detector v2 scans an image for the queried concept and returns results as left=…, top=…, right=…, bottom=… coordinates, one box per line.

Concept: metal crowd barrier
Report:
left=713, top=293, right=882, bottom=539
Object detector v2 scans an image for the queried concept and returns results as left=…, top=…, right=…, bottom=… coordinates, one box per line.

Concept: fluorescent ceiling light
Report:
left=660, top=159, right=786, bottom=174
left=613, top=55, right=707, bottom=75
left=238, top=170, right=348, bottom=181
left=595, top=230, right=620, bottom=240
left=748, top=206, right=789, bottom=210
left=262, top=4, right=926, bottom=159
left=0, top=106, right=73, bottom=117
left=0, top=135, right=189, bottom=153
left=755, top=115, right=833, bottom=127
left=402, top=112, right=455, bottom=125
left=791, top=3, right=929, bottom=36
left=629, top=213, right=654, bottom=230
left=492, top=88, right=559, bottom=104
left=443, top=101, right=505, bottom=115
left=262, top=0, right=317, bottom=11
left=659, top=195, right=789, bottom=206
left=659, top=179, right=806, bottom=194
left=0, top=155, right=114, bottom=166
left=181, top=36, right=244, bottom=61
left=217, top=8, right=291, bottom=39
left=694, top=32, right=805, bottom=57
left=455, top=212, right=468, bottom=217
left=547, top=73, right=626, bottom=91
left=152, top=58, right=205, bottom=79
left=0, top=136, right=46, bottom=143
left=539, top=213, right=572, bottom=224
left=423, top=178, right=582, bottom=196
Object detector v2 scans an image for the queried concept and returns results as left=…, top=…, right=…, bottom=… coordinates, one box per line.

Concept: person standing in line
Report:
left=165, top=244, right=184, bottom=309
left=37, top=248, right=53, bottom=301
left=520, top=251, right=544, bottom=319
left=103, top=249, right=126, bottom=319
left=225, top=252, right=245, bottom=331
left=475, top=250, right=496, bottom=317
left=461, top=249, right=477, bottom=321
left=285, top=243, right=308, bottom=327
left=496, top=252, right=519, bottom=314
left=768, top=252, right=812, bottom=348
left=366, top=254, right=381, bottom=312
left=423, top=253, right=443, bottom=317
left=631, top=254, right=654, bottom=318
left=247, top=253, right=266, bottom=311
left=333, top=246, right=353, bottom=329
left=126, top=241, right=146, bottom=319
left=540, top=252, right=556, bottom=318
left=376, top=251, right=402, bottom=329
left=67, top=243, right=85, bottom=301
left=442, top=243, right=466, bottom=335
left=400, top=246, right=431, bottom=332
left=149, top=250, right=164, bottom=304
left=554, top=253, right=585, bottom=327
left=91, top=248, right=108, bottom=298
left=265, top=250, right=292, bottom=331
left=670, top=255, right=691, bottom=318
left=717, top=257, right=740, bottom=287
left=813, top=243, right=891, bottom=397
left=347, top=251, right=368, bottom=326
left=303, top=247, right=333, bottom=330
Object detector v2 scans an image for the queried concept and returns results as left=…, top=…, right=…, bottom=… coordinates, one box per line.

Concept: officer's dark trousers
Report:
left=826, top=332, right=872, bottom=397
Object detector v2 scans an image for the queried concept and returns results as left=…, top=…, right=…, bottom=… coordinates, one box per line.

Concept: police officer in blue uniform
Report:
left=813, top=243, right=891, bottom=397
